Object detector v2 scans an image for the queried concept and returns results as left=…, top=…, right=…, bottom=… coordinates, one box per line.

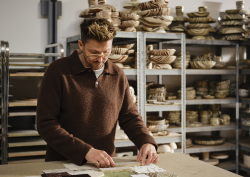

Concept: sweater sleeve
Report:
left=36, top=62, right=93, bottom=165
left=118, top=75, right=158, bottom=151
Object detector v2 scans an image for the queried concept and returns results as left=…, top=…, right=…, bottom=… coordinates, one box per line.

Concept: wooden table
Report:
left=0, top=153, right=241, bottom=177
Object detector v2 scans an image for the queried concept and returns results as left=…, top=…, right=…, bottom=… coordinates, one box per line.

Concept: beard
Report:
left=82, top=51, right=106, bottom=70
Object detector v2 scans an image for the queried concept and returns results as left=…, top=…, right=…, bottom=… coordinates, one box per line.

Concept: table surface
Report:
left=0, top=153, right=241, bottom=177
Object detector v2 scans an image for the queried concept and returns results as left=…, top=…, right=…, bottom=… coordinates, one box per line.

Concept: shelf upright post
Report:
left=0, top=41, right=9, bottom=164
left=158, top=42, right=163, bottom=117
left=137, top=32, right=146, bottom=123
left=236, top=42, right=240, bottom=174
left=181, top=33, right=186, bottom=154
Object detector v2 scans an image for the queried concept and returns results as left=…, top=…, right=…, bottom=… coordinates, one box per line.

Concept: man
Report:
left=37, top=18, right=159, bottom=168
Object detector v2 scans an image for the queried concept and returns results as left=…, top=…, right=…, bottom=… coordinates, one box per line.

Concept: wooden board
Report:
left=8, top=138, right=46, bottom=147
left=10, top=72, right=44, bottom=77
left=8, top=130, right=39, bottom=137
left=8, top=158, right=45, bottom=165
left=9, top=112, right=36, bottom=116
left=9, top=100, right=37, bottom=107
left=8, top=150, right=46, bottom=158
left=0, top=154, right=240, bottom=177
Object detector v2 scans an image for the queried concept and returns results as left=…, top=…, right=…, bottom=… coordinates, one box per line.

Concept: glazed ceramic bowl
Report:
left=187, top=28, right=210, bottom=36
left=109, top=55, right=128, bottom=63
left=149, top=49, right=176, bottom=56
left=188, top=17, right=209, bottom=23
left=111, top=48, right=129, bottom=55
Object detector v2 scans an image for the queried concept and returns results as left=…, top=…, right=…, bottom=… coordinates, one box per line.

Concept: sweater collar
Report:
left=70, top=50, right=118, bottom=75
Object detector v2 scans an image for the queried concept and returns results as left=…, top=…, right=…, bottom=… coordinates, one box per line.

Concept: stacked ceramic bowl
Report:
left=208, top=80, right=216, bottom=96
left=119, top=11, right=140, bottom=32
left=148, top=49, right=176, bottom=69
left=165, top=111, right=181, bottom=124
left=177, top=87, right=196, bottom=100
left=186, top=6, right=211, bottom=40
left=147, top=116, right=168, bottom=133
left=147, top=84, right=167, bottom=102
left=190, top=53, right=216, bottom=69
left=186, top=111, right=199, bottom=123
left=172, top=52, right=190, bottom=69
left=196, top=80, right=209, bottom=97
left=220, top=8, right=246, bottom=40
left=215, top=80, right=230, bottom=99
left=137, top=0, right=173, bottom=33
left=239, top=89, right=249, bottom=98
left=109, top=43, right=136, bottom=68
left=170, top=6, right=188, bottom=32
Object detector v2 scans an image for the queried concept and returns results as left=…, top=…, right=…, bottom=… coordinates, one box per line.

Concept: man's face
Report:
left=78, top=39, right=113, bottom=70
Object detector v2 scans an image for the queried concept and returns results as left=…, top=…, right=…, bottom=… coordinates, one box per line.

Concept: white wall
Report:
left=0, top=0, right=249, bottom=53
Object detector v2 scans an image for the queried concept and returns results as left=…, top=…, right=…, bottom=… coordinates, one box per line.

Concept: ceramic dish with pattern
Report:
left=109, top=55, right=128, bottom=63
left=113, top=44, right=134, bottom=50
left=188, top=17, right=209, bottom=23
left=119, top=20, right=139, bottom=28
left=149, top=49, right=176, bottom=56
left=111, top=48, right=129, bottom=55
left=190, top=61, right=216, bottom=69
left=121, top=14, right=140, bottom=21
left=187, top=28, right=210, bottom=36
left=140, top=8, right=172, bottom=17
left=150, top=56, right=176, bottom=64
left=193, top=136, right=225, bottom=145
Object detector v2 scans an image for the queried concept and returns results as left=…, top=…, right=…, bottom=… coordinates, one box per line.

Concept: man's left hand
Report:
left=136, top=143, right=159, bottom=165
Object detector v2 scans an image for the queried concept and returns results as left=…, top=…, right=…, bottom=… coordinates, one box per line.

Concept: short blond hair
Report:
left=80, top=18, right=116, bottom=44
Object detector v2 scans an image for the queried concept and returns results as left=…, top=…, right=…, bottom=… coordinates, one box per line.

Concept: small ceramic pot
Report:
left=176, top=6, right=184, bottom=16
left=236, top=1, right=244, bottom=10
left=98, top=0, right=106, bottom=4
left=220, top=114, right=230, bottom=125
left=88, top=0, right=97, bottom=7
left=210, top=117, right=223, bottom=126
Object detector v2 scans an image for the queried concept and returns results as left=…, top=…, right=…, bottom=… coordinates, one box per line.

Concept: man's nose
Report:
left=97, top=56, right=103, bottom=63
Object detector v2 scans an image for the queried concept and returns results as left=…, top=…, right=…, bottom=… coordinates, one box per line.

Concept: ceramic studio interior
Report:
left=1, top=0, right=250, bottom=176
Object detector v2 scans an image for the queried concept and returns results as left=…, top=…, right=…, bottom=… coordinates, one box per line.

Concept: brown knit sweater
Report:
left=37, top=50, right=157, bottom=165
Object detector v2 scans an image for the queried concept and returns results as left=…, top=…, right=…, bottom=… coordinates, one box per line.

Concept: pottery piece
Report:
left=187, top=23, right=210, bottom=29
left=111, top=11, right=119, bottom=18
left=173, top=6, right=189, bottom=22
left=236, top=1, right=244, bottom=10
left=187, top=12, right=209, bottom=18
left=193, top=136, right=225, bottom=145
left=203, top=95, right=215, bottom=99
left=137, top=1, right=162, bottom=11
left=88, top=0, right=98, bottom=7
left=207, top=16, right=216, bottom=23
left=211, top=153, right=229, bottom=159
left=170, top=22, right=186, bottom=32
left=190, top=61, right=216, bottom=69
left=149, top=49, right=176, bottom=56
left=187, top=122, right=202, bottom=127
left=241, top=118, right=250, bottom=126
left=121, top=14, right=140, bottom=21
left=220, top=114, right=230, bottom=125
left=188, top=17, right=209, bottom=23
left=153, top=64, right=172, bottom=69
left=210, top=117, right=223, bottom=126
left=157, top=145, right=171, bottom=153
left=202, top=159, right=219, bottom=166
left=187, top=28, right=210, bottom=36
left=239, top=89, right=249, bottom=98
left=221, top=34, right=245, bottom=40
left=222, top=14, right=243, bottom=20
left=219, top=27, right=245, bottom=34
left=119, top=20, right=139, bottom=28
left=158, top=131, right=169, bottom=136
left=79, top=9, right=95, bottom=18
left=147, top=84, right=166, bottom=102
left=202, top=152, right=210, bottom=160
left=111, top=48, right=129, bottom=55
left=119, top=10, right=132, bottom=16
left=226, top=9, right=240, bottom=14
left=150, top=56, right=176, bottom=64
left=109, top=55, right=128, bottom=63
left=140, top=8, right=172, bottom=17
left=113, top=44, right=134, bottom=50
left=142, top=16, right=174, bottom=27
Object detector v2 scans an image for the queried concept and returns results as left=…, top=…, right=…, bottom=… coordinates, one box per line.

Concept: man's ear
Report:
left=78, top=40, right=84, bottom=50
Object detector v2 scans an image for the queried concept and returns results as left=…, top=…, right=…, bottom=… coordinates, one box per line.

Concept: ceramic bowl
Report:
left=150, top=56, right=176, bottom=64
left=119, top=10, right=132, bottom=16
left=137, top=1, right=162, bottom=11
left=241, top=118, right=250, bottom=126
left=187, top=12, right=210, bottom=18
left=239, top=89, right=249, bottom=98
left=190, top=61, right=216, bottom=69
left=193, top=136, right=225, bottom=145
left=188, top=17, right=209, bottom=23
left=153, top=64, right=172, bottom=69
left=119, top=20, right=139, bottom=28
left=113, top=44, right=134, bottom=50
left=149, top=49, right=176, bottom=56
left=111, top=48, right=129, bottom=55
left=121, top=14, right=140, bottom=21
left=157, top=144, right=171, bottom=153
left=187, top=28, right=210, bottom=36
left=109, top=55, right=128, bottom=63
left=140, top=8, right=172, bottom=17
left=142, top=16, right=173, bottom=27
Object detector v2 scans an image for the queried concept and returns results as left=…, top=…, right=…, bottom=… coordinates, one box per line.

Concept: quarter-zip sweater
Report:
left=37, top=50, right=157, bottom=165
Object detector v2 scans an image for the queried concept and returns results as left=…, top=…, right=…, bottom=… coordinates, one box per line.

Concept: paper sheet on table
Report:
left=99, top=166, right=132, bottom=172
left=115, top=162, right=141, bottom=167
left=132, top=163, right=166, bottom=173
left=63, top=163, right=99, bottom=171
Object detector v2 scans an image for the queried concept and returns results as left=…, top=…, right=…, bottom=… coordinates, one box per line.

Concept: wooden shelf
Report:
left=9, top=112, right=36, bottom=117
left=9, top=100, right=37, bottom=107
left=8, top=150, right=46, bottom=158
left=8, top=130, right=39, bottom=137
left=10, top=72, right=44, bottom=77
left=8, top=138, right=46, bottom=147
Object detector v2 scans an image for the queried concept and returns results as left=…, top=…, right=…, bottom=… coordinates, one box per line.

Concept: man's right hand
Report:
left=85, top=148, right=115, bottom=168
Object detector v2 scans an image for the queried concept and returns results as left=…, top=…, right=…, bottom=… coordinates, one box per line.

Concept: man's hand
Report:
left=85, top=148, right=115, bottom=168
left=136, top=144, right=159, bottom=165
